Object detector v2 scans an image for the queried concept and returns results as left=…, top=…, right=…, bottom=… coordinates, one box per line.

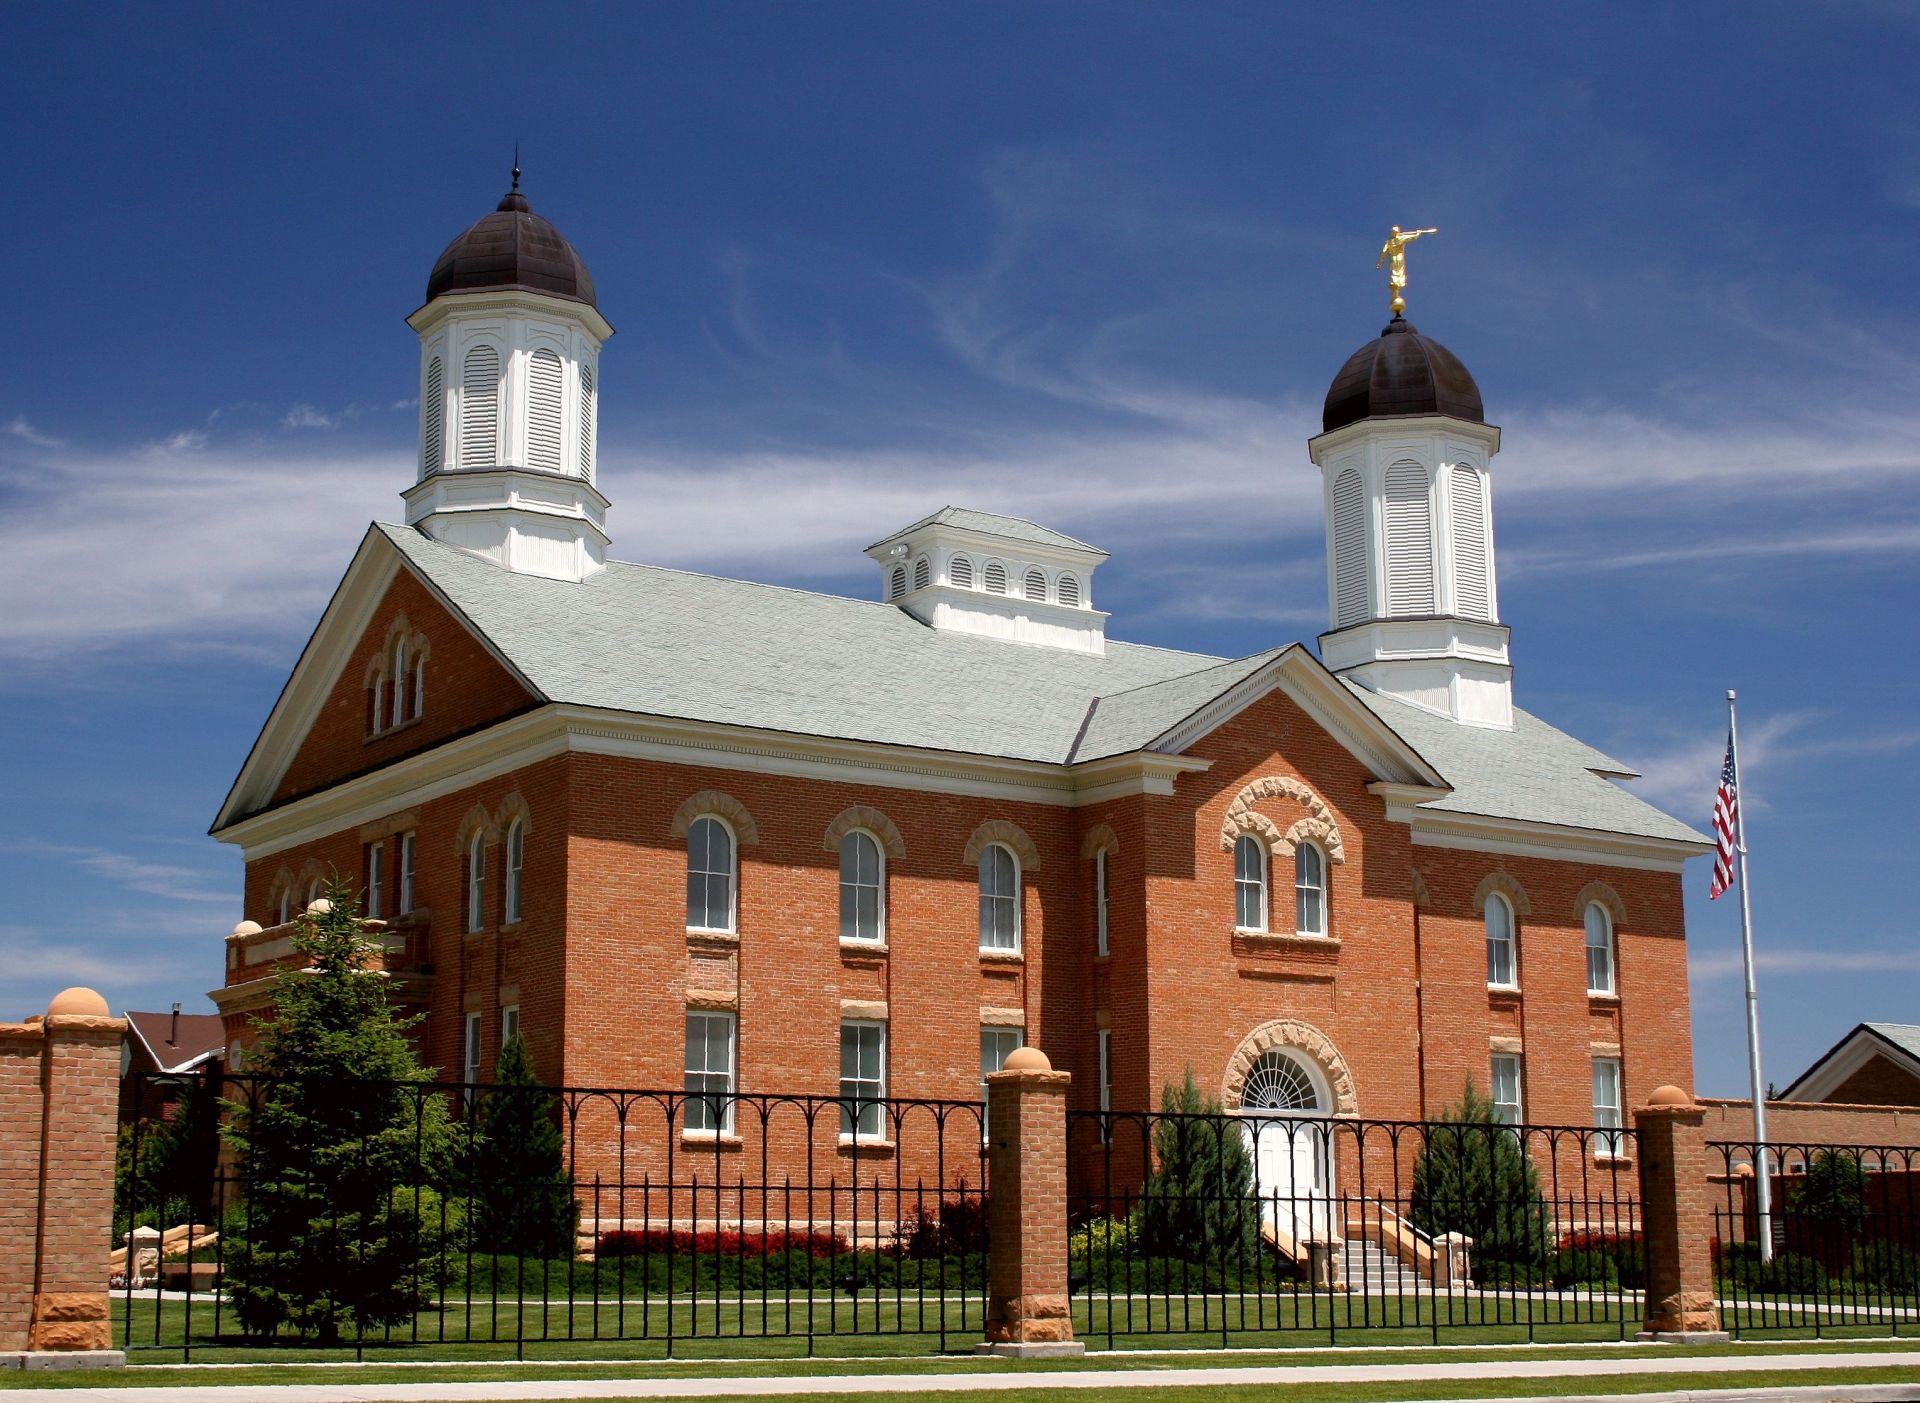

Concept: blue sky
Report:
left=2, top=4, right=1915, bottom=1098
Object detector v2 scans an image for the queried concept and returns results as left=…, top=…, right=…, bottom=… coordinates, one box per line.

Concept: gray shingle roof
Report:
left=1866, top=1024, right=1920, bottom=1061
left=381, top=523, right=1706, bottom=846
left=867, top=506, right=1107, bottom=556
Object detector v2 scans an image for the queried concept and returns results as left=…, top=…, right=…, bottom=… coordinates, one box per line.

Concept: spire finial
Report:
left=1377, top=225, right=1438, bottom=318
left=511, top=141, right=522, bottom=193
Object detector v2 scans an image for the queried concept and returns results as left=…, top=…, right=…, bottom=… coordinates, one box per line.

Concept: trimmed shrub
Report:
left=1138, top=1069, right=1262, bottom=1265
left=1408, top=1082, right=1550, bottom=1270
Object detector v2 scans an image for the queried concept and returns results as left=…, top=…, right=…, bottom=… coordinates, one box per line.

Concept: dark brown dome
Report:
left=1322, top=316, right=1483, bottom=433
left=426, top=187, right=596, bottom=308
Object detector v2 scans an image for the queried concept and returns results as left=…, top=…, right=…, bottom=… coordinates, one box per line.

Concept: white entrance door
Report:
left=1239, top=1050, right=1332, bottom=1243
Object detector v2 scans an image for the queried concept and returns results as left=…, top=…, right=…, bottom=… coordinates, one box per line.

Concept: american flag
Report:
left=1710, top=730, right=1739, bottom=900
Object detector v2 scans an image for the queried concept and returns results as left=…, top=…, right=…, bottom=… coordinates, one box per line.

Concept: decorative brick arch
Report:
left=1410, top=869, right=1433, bottom=909
left=454, top=803, right=498, bottom=854
left=1472, top=870, right=1532, bottom=919
left=1222, top=1019, right=1359, bottom=1117
left=267, top=865, right=297, bottom=917
left=1574, top=880, right=1628, bottom=928
left=670, top=790, right=760, bottom=846
left=963, top=819, right=1041, bottom=871
left=822, top=805, right=906, bottom=862
left=493, top=791, right=533, bottom=837
left=1080, top=823, right=1120, bottom=859
left=1218, top=775, right=1346, bottom=862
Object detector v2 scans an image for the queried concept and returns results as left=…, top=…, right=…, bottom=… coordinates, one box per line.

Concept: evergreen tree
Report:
left=1408, top=1081, right=1550, bottom=1270
left=221, top=884, right=456, bottom=1343
left=466, top=1033, right=579, bottom=1259
left=1139, top=1068, right=1262, bottom=1263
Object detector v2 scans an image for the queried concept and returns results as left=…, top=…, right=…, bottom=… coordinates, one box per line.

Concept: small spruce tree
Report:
left=1139, top=1068, right=1262, bottom=1264
left=466, top=1034, right=579, bottom=1259
left=1408, top=1080, right=1549, bottom=1271
left=221, top=883, right=456, bottom=1343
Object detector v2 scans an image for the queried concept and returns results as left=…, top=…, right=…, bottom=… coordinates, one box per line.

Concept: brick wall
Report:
left=1698, top=1096, right=1920, bottom=1149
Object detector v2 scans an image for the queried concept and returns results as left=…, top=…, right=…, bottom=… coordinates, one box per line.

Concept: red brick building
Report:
left=209, top=183, right=1709, bottom=1211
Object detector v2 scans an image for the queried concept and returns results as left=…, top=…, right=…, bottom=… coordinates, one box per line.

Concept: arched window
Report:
left=978, top=843, right=1020, bottom=952
left=1234, top=835, right=1267, bottom=930
left=888, top=565, right=907, bottom=601
left=1485, top=893, right=1518, bottom=988
left=949, top=554, right=974, bottom=589
left=461, top=345, right=500, bottom=468
left=422, top=355, right=444, bottom=479
left=392, top=638, right=409, bottom=724
left=913, top=557, right=931, bottom=592
left=686, top=816, right=735, bottom=932
left=1384, top=460, right=1435, bottom=615
left=1242, top=1049, right=1321, bottom=1112
left=504, top=819, right=525, bottom=924
left=367, top=669, right=386, bottom=734
left=1584, top=902, right=1616, bottom=995
left=1294, top=842, right=1326, bottom=936
left=527, top=348, right=564, bottom=472
left=1093, top=847, right=1110, bottom=957
left=412, top=654, right=426, bottom=720
left=306, top=878, right=323, bottom=907
left=1057, top=573, right=1082, bottom=607
left=466, top=831, right=486, bottom=933
left=1450, top=465, right=1491, bottom=620
left=277, top=890, right=291, bottom=926
left=1331, top=468, right=1368, bottom=626
left=578, top=362, right=596, bottom=481
left=839, top=830, right=884, bottom=942
left=1023, top=567, right=1047, bottom=601
left=983, top=560, right=1008, bottom=594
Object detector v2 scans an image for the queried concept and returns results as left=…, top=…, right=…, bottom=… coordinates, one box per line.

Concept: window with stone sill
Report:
left=1485, top=893, right=1519, bottom=989
left=1234, top=834, right=1267, bottom=932
left=465, top=831, right=485, bottom=934
left=686, top=815, right=736, bottom=933
left=840, top=1019, right=887, bottom=1139
left=978, top=843, right=1020, bottom=953
left=1584, top=902, right=1617, bottom=996
left=1294, top=842, right=1327, bottom=937
left=839, top=830, right=884, bottom=943
left=504, top=819, right=525, bottom=924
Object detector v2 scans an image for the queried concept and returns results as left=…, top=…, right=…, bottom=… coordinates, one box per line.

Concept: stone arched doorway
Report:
left=1223, top=1021, right=1357, bottom=1244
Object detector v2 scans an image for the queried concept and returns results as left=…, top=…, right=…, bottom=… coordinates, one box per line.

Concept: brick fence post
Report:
left=978, top=1047, right=1083, bottom=1358
left=0, top=987, right=127, bottom=1369
left=1634, top=1083, right=1728, bottom=1343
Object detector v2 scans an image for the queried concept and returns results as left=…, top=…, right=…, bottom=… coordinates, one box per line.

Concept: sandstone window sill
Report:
left=687, top=928, right=740, bottom=945
left=681, top=1132, right=743, bottom=1149
left=979, top=949, right=1024, bottom=965
left=1587, top=992, right=1621, bottom=1005
left=840, top=938, right=888, bottom=957
left=363, top=716, right=422, bottom=746
left=836, top=1136, right=895, bottom=1156
left=1233, top=930, right=1341, bottom=952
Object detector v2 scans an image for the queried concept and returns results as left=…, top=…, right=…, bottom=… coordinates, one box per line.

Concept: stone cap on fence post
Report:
left=1632, top=1084, right=1727, bottom=1345
left=978, top=1047, right=1082, bottom=1358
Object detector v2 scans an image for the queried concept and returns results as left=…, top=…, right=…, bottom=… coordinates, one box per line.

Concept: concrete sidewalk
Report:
left=11, top=1348, right=1920, bottom=1401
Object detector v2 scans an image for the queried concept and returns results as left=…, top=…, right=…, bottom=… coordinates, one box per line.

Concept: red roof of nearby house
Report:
left=124, top=1010, right=226, bottom=1074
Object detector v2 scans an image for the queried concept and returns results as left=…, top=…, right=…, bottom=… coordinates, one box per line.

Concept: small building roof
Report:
left=866, top=506, right=1107, bottom=557
left=124, top=1010, right=226, bottom=1075
left=1781, top=1023, right=1920, bottom=1103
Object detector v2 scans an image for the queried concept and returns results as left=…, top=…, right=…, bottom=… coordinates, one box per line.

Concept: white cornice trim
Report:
left=1307, top=414, right=1502, bottom=461
left=407, top=288, right=615, bottom=343
left=1385, top=800, right=1711, bottom=872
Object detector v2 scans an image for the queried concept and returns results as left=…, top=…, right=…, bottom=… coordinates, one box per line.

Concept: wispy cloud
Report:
left=1691, top=945, right=1920, bottom=981
left=282, top=404, right=335, bottom=430
left=6, top=416, right=63, bottom=448
left=7, top=841, right=232, bottom=904
left=1618, top=711, right=1920, bottom=819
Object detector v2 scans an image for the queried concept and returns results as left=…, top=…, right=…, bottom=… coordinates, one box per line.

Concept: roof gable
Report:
left=1783, top=1023, right=1920, bottom=1102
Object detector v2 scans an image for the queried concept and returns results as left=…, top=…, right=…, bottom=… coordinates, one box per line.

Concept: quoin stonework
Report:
left=209, top=177, right=1712, bottom=1214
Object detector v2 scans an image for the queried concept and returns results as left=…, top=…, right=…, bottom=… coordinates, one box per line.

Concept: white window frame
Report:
left=1097, top=1027, right=1112, bottom=1143
left=463, top=1011, right=483, bottom=1102
left=306, top=878, right=323, bottom=907
left=838, top=829, right=886, bottom=943
left=686, top=815, right=738, bottom=933
left=980, top=1025, right=1023, bottom=1105
left=412, top=655, right=426, bottom=719
left=277, top=889, right=291, bottom=926
left=367, top=840, right=384, bottom=920
left=1234, top=835, right=1268, bottom=932
left=392, top=638, right=409, bottom=724
left=398, top=831, right=416, bottom=915
left=501, top=1004, right=520, bottom=1047
left=466, top=831, right=486, bottom=934
left=1490, top=1053, right=1523, bottom=1125
left=1485, top=893, right=1518, bottom=989
left=839, top=1019, right=887, bottom=1140
left=1593, top=1057, right=1625, bottom=1157
left=978, top=842, right=1021, bottom=953
left=1094, top=848, right=1110, bottom=957
left=1585, top=902, right=1617, bottom=996
left=369, top=671, right=385, bottom=733
left=504, top=819, right=525, bottom=924
left=1294, top=841, right=1327, bottom=937
left=685, top=1010, right=737, bottom=1135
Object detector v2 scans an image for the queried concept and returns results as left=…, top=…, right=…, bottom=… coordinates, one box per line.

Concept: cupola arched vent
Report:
left=578, top=362, right=596, bottom=482
left=913, top=557, right=931, bottom=591
left=1451, top=465, right=1491, bottom=620
left=1330, top=468, right=1367, bottom=626
left=888, top=565, right=907, bottom=600
left=460, top=345, right=500, bottom=468
left=1024, top=567, right=1047, bottom=601
left=527, top=348, right=564, bottom=473
left=950, top=554, right=974, bottom=588
left=1057, top=573, right=1081, bottom=607
left=1384, top=460, right=1434, bottom=615
left=984, top=560, right=1008, bottom=594
left=422, top=356, right=444, bottom=480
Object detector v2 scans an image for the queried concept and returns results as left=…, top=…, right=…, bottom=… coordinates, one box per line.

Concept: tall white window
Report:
left=1485, top=894, right=1517, bottom=988
left=840, top=1020, right=886, bottom=1138
left=461, top=344, right=499, bottom=468
left=368, top=671, right=386, bottom=734
left=367, top=840, right=384, bottom=920
left=978, top=843, right=1020, bottom=952
left=685, top=1011, right=737, bottom=1134
left=1234, top=835, right=1267, bottom=931
left=1490, top=1053, right=1524, bottom=1125
left=398, top=831, right=416, bottom=915
left=839, top=831, right=884, bottom=942
left=950, top=554, right=974, bottom=588
left=526, top=347, right=564, bottom=472
left=463, top=1012, right=483, bottom=1097
left=502, top=1004, right=520, bottom=1047
left=412, top=655, right=426, bottom=719
left=1585, top=903, right=1616, bottom=995
left=307, top=878, right=323, bottom=907
left=686, top=816, right=736, bottom=932
left=466, top=831, right=486, bottom=933
left=1094, top=848, right=1110, bottom=957
left=1097, top=1027, right=1112, bottom=1143
left=980, top=1025, right=1022, bottom=1108
left=1592, top=1057, right=1624, bottom=1156
left=1294, top=843, right=1326, bottom=936
left=504, top=819, right=525, bottom=923
left=422, top=355, right=444, bottom=478
left=277, top=889, right=291, bottom=926
left=392, top=638, right=409, bottom=723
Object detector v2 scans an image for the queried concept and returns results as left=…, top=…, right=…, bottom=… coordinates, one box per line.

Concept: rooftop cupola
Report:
left=1307, top=229, right=1510, bottom=728
left=403, top=164, right=615, bottom=583
left=864, top=507, right=1110, bottom=655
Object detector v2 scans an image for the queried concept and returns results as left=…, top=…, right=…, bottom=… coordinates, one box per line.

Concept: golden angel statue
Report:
left=1378, top=226, right=1437, bottom=316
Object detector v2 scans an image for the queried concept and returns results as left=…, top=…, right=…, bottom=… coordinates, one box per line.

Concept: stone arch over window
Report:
left=821, top=805, right=906, bottom=862
left=1222, top=1019, right=1359, bottom=1117
left=1217, top=775, right=1346, bottom=862
left=1410, top=869, right=1433, bottom=909
left=492, top=791, right=533, bottom=838
left=670, top=790, right=760, bottom=846
left=1472, top=870, right=1533, bottom=919
left=454, top=803, right=499, bottom=854
left=268, top=866, right=297, bottom=924
left=962, top=819, right=1040, bottom=871
left=1079, top=823, right=1120, bottom=859
left=1574, top=880, right=1628, bottom=928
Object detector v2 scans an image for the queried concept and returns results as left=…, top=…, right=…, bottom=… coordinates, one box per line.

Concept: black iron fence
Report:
left=1709, top=1138, right=1920, bottom=1339
left=1066, top=1109, right=1643, bottom=1346
left=116, top=1070, right=987, bottom=1359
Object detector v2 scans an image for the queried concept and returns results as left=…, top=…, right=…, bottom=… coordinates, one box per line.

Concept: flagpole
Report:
left=1728, top=688, right=1773, bottom=1262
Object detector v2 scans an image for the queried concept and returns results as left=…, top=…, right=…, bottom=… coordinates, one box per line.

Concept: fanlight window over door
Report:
left=1242, top=1050, right=1321, bottom=1113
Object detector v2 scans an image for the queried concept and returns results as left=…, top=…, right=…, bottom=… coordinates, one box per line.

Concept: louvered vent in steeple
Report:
left=527, top=348, right=564, bottom=472
left=1450, top=465, right=1490, bottom=621
left=422, top=356, right=444, bottom=480
left=461, top=345, right=499, bottom=467
left=1384, top=460, right=1434, bottom=615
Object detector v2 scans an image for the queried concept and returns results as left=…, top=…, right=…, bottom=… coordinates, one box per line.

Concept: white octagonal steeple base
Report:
left=404, top=468, right=610, bottom=583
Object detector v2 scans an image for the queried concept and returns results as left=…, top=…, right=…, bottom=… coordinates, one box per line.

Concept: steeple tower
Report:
left=404, top=168, right=614, bottom=582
